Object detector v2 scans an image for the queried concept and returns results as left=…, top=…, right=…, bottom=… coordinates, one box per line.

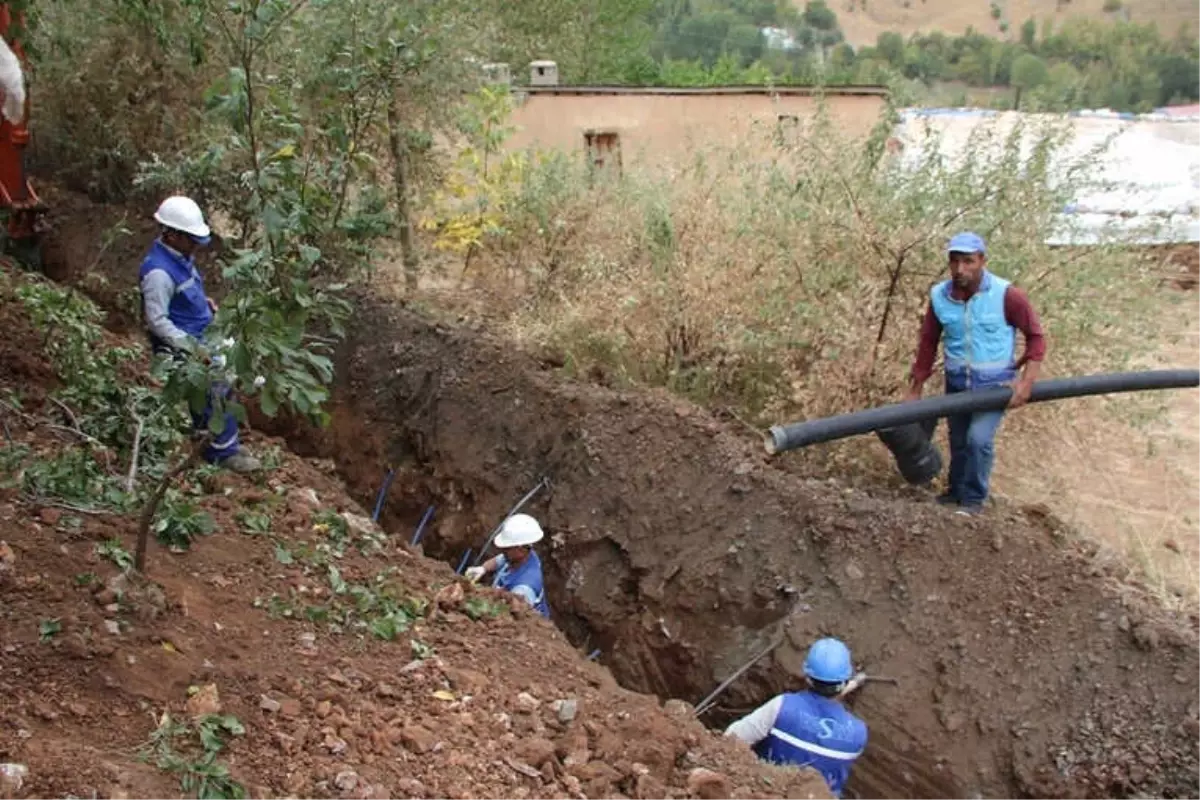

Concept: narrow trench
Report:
left=373, top=487, right=968, bottom=800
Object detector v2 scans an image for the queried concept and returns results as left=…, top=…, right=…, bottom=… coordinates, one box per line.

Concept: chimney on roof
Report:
left=529, top=60, right=558, bottom=87
left=482, top=62, right=511, bottom=85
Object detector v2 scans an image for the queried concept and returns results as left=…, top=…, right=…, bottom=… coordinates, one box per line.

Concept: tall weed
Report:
left=455, top=102, right=1174, bottom=436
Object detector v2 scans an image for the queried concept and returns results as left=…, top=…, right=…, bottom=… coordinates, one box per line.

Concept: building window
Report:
left=776, top=114, right=800, bottom=146
left=584, top=131, right=622, bottom=175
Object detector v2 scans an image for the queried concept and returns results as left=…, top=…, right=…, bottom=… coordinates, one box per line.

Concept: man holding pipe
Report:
left=905, top=232, right=1046, bottom=515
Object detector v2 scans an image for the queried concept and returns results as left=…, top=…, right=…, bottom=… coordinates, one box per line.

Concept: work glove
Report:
left=464, top=566, right=486, bottom=583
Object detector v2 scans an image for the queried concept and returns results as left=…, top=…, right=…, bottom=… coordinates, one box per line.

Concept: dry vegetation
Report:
left=829, top=0, right=1198, bottom=47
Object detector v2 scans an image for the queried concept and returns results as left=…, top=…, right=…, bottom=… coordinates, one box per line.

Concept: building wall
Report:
left=506, top=92, right=887, bottom=167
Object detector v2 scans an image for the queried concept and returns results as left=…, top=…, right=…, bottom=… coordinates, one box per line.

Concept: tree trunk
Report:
left=387, top=95, right=420, bottom=295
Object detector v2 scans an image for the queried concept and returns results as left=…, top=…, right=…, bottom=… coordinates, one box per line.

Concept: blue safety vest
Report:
left=929, top=270, right=1017, bottom=389
left=138, top=239, right=213, bottom=350
left=753, top=692, right=867, bottom=798
left=493, top=551, right=550, bottom=618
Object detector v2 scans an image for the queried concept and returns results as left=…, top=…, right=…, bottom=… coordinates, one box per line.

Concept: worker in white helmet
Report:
left=465, top=513, right=550, bottom=618
left=138, top=195, right=260, bottom=473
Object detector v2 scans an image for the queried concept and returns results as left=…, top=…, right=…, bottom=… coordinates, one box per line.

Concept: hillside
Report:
left=829, top=0, right=1197, bottom=47
left=0, top=259, right=834, bottom=800
left=15, top=185, right=1197, bottom=800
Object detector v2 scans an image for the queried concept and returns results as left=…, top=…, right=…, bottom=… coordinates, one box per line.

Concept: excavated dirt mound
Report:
left=249, top=292, right=1200, bottom=800
left=27, top=187, right=1200, bottom=798
left=0, top=269, right=833, bottom=800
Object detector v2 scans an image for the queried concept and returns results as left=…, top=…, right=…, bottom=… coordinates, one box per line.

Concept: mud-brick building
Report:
left=499, top=60, right=888, bottom=172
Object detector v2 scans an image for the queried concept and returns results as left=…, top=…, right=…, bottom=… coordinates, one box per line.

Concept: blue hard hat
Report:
left=804, top=637, right=854, bottom=683
left=946, top=231, right=986, bottom=255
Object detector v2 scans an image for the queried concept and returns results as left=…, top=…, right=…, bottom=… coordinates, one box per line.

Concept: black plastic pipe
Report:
left=766, top=369, right=1200, bottom=455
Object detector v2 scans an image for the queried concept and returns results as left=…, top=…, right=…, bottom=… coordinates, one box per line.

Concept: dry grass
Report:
left=993, top=290, right=1199, bottom=609
left=827, top=0, right=1198, bottom=47
left=375, top=105, right=1195, bottom=613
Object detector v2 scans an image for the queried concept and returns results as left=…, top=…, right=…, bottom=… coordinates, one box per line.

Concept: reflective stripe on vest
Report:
left=767, top=727, right=863, bottom=761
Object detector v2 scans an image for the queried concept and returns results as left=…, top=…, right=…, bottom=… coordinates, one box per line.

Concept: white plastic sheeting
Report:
left=893, top=108, right=1200, bottom=245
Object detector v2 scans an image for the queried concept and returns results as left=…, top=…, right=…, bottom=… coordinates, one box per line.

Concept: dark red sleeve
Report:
left=1004, top=286, right=1046, bottom=366
left=910, top=304, right=942, bottom=384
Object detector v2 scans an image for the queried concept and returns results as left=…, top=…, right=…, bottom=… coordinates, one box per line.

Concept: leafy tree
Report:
left=801, top=0, right=838, bottom=32
left=1020, top=17, right=1037, bottom=49
left=1011, top=52, right=1049, bottom=108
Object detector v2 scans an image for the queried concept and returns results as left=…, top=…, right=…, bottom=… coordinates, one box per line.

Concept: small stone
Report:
left=0, top=541, right=14, bottom=566
left=395, top=778, right=426, bottom=799
left=516, top=692, right=540, bottom=713
left=38, top=508, right=62, bottom=526
left=93, top=589, right=118, bottom=607
left=662, top=699, right=692, bottom=720
left=733, top=462, right=753, bottom=475
left=555, top=698, right=579, bottom=724
left=435, top=582, right=464, bottom=608
left=1117, top=615, right=1131, bottom=632
left=260, top=695, right=282, bottom=713
left=103, top=620, right=121, bottom=635
left=991, top=534, right=1003, bottom=552
left=686, top=767, right=732, bottom=800
left=321, top=731, right=348, bottom=755
left=516, top=737, right=557, bottom=768
left=334, top=770, right=359, bottom=793
left=844, top=562, right=864, bottom=580
left=400, top=724, right=437, bottom=754
left=1132, top=624, right=1159, bottom=651
left=634, top=772, right=667, bottom=800
left=340, top=512, right=378, bottom=538
left=278, top=696, right=302, bottom=717
left=316, top=700, right=333, bottom=718
left=376, top=684, right=400, bottom=699
left=1, top=763, right=29, bottom=795
left=1163, top=538, right=1181, bottom=553
left=185, top=684, right=221, bottom=717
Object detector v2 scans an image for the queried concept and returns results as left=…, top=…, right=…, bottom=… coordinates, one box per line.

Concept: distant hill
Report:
left=827, top=0, right=1197, bottom=47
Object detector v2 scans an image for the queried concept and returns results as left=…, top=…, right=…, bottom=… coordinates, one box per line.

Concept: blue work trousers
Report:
left=944, top=374, right=1006, bottom=507
left=191, top=380, right=240, bottom=463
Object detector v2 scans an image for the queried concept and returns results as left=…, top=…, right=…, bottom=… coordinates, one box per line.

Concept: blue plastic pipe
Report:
left=371, top=469, right=397, bottom=522
left=411, top=505, right=435, bottom=546
left=456, top=549, right=473, bottom=575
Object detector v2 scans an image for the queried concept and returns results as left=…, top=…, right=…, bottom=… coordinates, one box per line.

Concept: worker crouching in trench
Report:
left=465, top=514, right=551, bottom=618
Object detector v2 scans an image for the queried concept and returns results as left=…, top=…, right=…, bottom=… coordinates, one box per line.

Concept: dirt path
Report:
left=993, top=295, right=1200, bottom=606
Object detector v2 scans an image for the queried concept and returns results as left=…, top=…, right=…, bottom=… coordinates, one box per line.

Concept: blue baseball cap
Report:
left=946, top=231, right=986, bottom=255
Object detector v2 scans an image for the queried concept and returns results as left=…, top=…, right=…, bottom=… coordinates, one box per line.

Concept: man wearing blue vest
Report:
left=464, top=513, right=550, bottom=618
left=139, top=195, right=261, bottom=474
left=725, top=638, right=867, bottom=798
left=906, top=231, right=1046, bottom=515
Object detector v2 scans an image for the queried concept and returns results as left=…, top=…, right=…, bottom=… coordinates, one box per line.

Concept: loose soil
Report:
left=249, top=290, right=1199, bottom=799
left=14, top=186, right=1200, bottom=799
left=0, top=268, right=832, bottom=800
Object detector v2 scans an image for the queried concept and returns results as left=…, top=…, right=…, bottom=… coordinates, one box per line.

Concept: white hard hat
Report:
left=494, top=513, right=544, bottom=548
left=153, top=195, right=211, bottom=242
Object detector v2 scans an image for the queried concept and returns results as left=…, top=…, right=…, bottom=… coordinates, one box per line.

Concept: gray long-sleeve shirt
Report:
left=140, top=268, right=194, bottom=351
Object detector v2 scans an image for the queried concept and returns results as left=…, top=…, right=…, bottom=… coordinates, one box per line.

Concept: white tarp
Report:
left=894, top=108, right=1200, bottom=245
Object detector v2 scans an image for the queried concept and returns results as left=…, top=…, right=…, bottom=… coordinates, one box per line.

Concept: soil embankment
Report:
left=254, top=294, right=1199, bottom=799
left=31, top=186, right=1200, bottom=798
